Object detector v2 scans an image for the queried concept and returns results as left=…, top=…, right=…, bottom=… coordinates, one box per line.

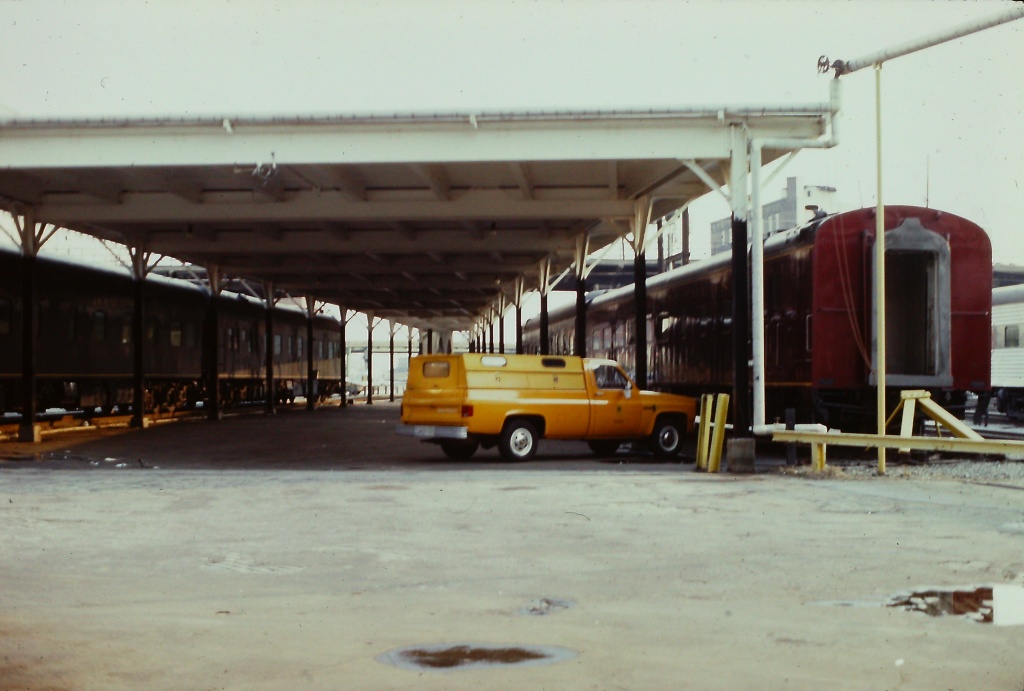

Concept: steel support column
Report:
left=729, top=126, right=752, bottom=437
left=366, top=312, right=374, bottom=405
left=632, top=198, right=652, bottom=388
left=498, top=298, right=506, bottom=355
left=538, top=258, right=551, bottom=355
left=205, top=264, right=222, bottom=421
left=427, top=329, right=434, bottom=354
left=264, top=282, right=276, bottom=415
left=574, top=277, right=586, bottom=357
left=573, top=235, right=590, bottom=357
left=17, top=210, right=39, bottom=442
left=306, top=300, right=316, bottom=411
left=388, top=320, right=397, bottom=403
left=130, top=244, right=149, bottom=429
left=340, top=309, right=348, bottom=407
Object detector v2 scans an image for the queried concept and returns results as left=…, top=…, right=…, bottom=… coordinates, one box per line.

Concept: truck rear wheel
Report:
left=499, top=419, right=539, bottom=462
left=439, top=439, right=479, bottom=460
left=651, top=417, right=684, bottom=458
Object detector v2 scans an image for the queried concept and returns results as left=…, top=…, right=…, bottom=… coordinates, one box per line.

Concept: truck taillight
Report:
left=461, top=405, right=474, bottom=418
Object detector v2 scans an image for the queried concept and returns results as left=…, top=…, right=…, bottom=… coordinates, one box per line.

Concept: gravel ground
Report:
left=782, top=458, right=1024, bottom=484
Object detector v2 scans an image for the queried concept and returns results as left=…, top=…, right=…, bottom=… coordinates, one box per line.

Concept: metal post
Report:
left=731, top=213, right=751, bottom=437
left=339, top=310, right=348, bottom=408
left=427, top=328, right=434, bottom=354
left=633, top=249, right=647, bottom=387
left=575, top=275, right=586, bottom=357
left=131, top=253, right=146, bottom=429
left=516, top=303, right=524, bottom=354
left=874, top=63, right=887, bottom=475
left=730, top=126, right=752, bottom=438
left=205, top=265, right=221, bottom=421
left=18, top=236, right=38, bottom=442
left=488, top=319, right=494, bottom=354
left=264, top=283, right=276, bottom=415
left=366, top=314, right=374, bottom=405
left=306, top=300, right=316, bottom=411
left=539, top=293, right=549, bottom=355
left=389, top=321, right=396, bottom=403
left=498, top=305, right=506, bottom=355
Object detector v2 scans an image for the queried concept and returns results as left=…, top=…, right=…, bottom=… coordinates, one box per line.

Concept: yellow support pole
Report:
left=812, top=442, right=827, bottom=471
left=708, top=393, right=730, bottom=474
left=898, top=396, right=917, bottom=454
left=695, top=394, right=713, bottom=470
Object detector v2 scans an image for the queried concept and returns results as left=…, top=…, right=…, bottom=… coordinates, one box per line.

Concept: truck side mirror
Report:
left=624, top=386, right=632, bottom=399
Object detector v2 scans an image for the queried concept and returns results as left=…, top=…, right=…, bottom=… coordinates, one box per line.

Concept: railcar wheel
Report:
left=651, top=417, right=683, bottom=458
left=499, top=419, right=539, bottom=462
left=439, top=439, right=480, bottom=460
left=587, top=440, right=620, bottom=457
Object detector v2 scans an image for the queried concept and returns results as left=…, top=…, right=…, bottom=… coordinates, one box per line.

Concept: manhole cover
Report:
left=378, top=643, right=577, bottom=671
left=887, top=585, right=1024, bottom=625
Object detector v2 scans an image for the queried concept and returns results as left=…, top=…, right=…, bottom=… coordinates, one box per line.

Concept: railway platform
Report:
left=2, top=403, right=1023, bottom=689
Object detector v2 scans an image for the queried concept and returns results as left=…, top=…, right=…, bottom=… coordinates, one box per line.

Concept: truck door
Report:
left=588, top=364, right=643, bottom=437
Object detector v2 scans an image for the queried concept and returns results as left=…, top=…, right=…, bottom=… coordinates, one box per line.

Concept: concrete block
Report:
left=726, top=437, right=756, bottom=473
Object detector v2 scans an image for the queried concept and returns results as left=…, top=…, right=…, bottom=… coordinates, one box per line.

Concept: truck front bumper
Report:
left=395, top=424, right=469, bottom=440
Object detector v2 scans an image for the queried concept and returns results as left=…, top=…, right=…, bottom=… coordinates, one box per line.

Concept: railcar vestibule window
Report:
left=1005, top=325, right=1020, bottom=349
left=92, top=311, right=107, bottom=343
left=170, top=321, right=182, bottom=347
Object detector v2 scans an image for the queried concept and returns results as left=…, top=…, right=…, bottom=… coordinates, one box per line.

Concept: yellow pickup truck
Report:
left=397, top=353, right=697, bottom=461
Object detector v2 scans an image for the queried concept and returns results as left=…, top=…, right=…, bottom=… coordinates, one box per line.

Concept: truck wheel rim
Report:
left=511, top=429, right=533, bottom=455
left=658, top=427, right=679, bottom=451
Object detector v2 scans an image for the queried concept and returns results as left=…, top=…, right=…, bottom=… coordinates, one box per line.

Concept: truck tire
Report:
left=587, top=440, right=620, bottom=457
left=439, top=439, right=479, bottom=460
left=651, top=417, right=684, bottom=458
left=499, top=419, right=539, bottom=462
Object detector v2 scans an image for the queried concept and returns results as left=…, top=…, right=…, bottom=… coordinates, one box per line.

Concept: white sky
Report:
left=1, top=0, right=1022, bottom=326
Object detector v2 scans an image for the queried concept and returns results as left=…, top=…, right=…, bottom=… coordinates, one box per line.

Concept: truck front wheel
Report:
left=651, top=417, right=684, bottom=458
left=499, top=419, right=539, bottom=462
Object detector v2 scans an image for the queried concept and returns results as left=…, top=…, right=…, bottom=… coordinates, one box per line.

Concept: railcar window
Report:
left=92, top=311, right=107, bottom=343
left=274, top=334, right=282, bottom=355
left=185, top=323, right=197, bottom=349
left=67, top=311, right=78, bottom=341
left=120, top=316, right=132, bottom=345
left=298, top=337, right=304, bottom=357
left=1006, top=325, right=1020, bottom=349
left=422, top=361, right=450, bottom=378
left=147, top=324, right=157, bottom=342
left=288, top=336, right=295, bottom=356
left=170, top=321, right=183, bottom=348
left=0, top=299, right=9, bottom=335
left=226, top=327, right=235, bottom=351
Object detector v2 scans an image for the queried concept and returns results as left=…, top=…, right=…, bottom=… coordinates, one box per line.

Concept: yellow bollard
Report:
left=707, top=393, right=730, bottom=473
left=812, top=442, right=827, bottom=471
left=695, top=394, right=713, bottom=470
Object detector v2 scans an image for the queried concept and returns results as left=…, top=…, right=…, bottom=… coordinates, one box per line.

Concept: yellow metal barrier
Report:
left=707, top=393, right=730, bottom=473
left=772, top=430, right=1024, bottom=458
left=695, top=394, right=714, bottom=471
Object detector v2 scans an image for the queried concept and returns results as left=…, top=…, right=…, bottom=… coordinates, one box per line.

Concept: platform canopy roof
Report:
left=0, top=107, right=829, bottom=331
